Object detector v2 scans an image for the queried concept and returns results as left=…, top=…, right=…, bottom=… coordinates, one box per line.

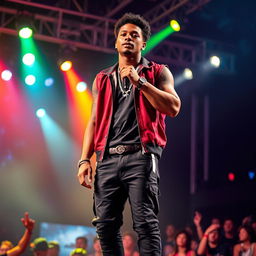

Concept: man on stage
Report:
left=77, top=13, right=181, bottom=256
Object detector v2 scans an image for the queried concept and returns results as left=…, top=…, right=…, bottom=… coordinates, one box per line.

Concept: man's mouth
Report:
left=122, top=43, right=133, bottom=48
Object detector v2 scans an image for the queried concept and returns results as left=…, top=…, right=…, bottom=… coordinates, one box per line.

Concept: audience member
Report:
left=75, top=237, right=88, bottom=250
left=197, top=224, right=230, bottom=256
left=233, top=225, right=256, bottom=256
left=30, top=237, right=48, bottom=256
left=169, top=230, right=195, bottom=256
left=211, top=218, right=221, bottom=226
left=47, top=241, right=60, bottom=256
left=0, top=212, right=35, bottom=256
left=70, top=248, right=87, bottom=256
left=193, top=211, right=204, bottom=240
left=163, top=224, right=176, bottom=256
left=122, top=232, right=139, bottom=256
left=0, top=241, right=14, bottom=255
left=221, top=218, right=237, bottom=256
left=88, top=237, right=102, bottom=256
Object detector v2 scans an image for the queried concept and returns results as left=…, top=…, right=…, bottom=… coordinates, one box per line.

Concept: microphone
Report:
left=123, top=77, right=130, bottom=90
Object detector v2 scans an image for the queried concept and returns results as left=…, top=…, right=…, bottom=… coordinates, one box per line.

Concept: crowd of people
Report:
left=162, top=212, right=256, bottom=256
left=1, top=212, right=256, bottom=256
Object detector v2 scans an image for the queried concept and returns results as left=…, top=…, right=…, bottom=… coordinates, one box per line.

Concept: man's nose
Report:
left=124, top=33, right=132, bottom=40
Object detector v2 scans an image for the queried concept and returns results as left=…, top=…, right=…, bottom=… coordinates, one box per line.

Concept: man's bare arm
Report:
left=77, top=79, right=98, bottom=189
left=7, top=213, right=35, bottom=256
left=139, top=67, right=181, bottom=117
left=120, top=65, right=181, bottom=117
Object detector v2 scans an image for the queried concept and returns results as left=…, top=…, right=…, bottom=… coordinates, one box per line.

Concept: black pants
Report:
left=92, top=150, right=161, bottom=256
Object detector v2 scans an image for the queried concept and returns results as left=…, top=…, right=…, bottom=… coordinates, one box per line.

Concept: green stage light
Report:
left=170, top=20, right=180, bottom=32
left=25, top=74, right=36, bottom=86
left=22, top=53, right=35, bottom=66
left=19, top=27, right=33, bottom=39
left=143, top=20, right=181, bottom=55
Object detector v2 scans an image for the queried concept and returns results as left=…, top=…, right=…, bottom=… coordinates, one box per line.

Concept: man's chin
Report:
left=122, top=50, right=132, bottom=55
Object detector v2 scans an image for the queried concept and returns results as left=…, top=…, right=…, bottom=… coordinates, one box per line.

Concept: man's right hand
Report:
left=205, top=224, right=220, bottom=235
left=77, top=162, right=93, bottom=189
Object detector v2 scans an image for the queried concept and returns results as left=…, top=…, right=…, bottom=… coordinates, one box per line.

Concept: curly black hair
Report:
left=114, top=13, right=151, bottom=41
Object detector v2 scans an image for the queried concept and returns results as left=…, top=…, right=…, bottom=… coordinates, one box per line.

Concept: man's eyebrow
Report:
left=119, top=29, right=140, bottom=33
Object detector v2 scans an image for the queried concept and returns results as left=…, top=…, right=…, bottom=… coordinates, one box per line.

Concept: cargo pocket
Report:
left=147, top=183, right=160, bottom=215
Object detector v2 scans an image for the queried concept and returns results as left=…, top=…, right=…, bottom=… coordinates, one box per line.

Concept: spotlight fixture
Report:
left=1, top=70, right=13, bottom=81
left=183, top=68, right=193, bottom=80
left=19, top=27, right=33, bottom=39
left=36, top=108, right=46, bottom=118
left=22, top=53, right=35, bottom=66
left=210, top=56, right=220, bottom=68
left=76, top=81, right=87, bottom=92
left=60, top=61, right=72, bottom=71
left=25, top=74, right=36, bottom=86
left=44, top=78, right=54, bottom=87
left=16, top=11, right=35, bottom=39
left=170, top=20, right=180, bottom=32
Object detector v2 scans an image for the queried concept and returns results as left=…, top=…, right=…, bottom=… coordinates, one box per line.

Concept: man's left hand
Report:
left=119, top=65, right=140, bottom=86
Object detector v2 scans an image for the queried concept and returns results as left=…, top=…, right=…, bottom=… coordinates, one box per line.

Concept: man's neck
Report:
left=118, top=53, right=141, bottom=68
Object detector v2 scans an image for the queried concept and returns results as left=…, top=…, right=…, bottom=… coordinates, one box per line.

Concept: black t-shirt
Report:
left=207, top=243, right=231, bottom=256
left=108, top=69, right=141, bottom=147
left=220, top=236, right=237, bottom=256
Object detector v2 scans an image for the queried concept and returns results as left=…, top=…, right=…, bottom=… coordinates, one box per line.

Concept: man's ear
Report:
left=142, top=42, right=146, bottom=50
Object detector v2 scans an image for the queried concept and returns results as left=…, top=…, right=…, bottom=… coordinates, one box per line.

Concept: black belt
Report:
left=108, top=144, right=141, bottom=155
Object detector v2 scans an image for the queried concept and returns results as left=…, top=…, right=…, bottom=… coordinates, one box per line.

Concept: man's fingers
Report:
left=88, top=167, right=93, bottom=182
left=78, top=170, right=92, bottom=189
left=24, top=212, right=29, bottom=222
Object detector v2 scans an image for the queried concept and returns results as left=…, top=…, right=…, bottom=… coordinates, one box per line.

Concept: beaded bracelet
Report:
left=78, top=159, right=90, bottom=168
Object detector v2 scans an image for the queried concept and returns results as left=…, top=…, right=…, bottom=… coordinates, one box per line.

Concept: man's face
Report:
left=122, top=235, right=135, bottom=250
left=93, top=240, right=101, bottom=253
left=34, top=250, right=48, bottom=256
left=208, top=230, right=219, bottom=243
left=176, top=233, right=187, bottom=247
left=115, top=23, right=146, bottom=56
left=47, top=248, right=58, bottom=256
left=166, top=224, right=175, bottom=237
left=75, top=239, right=87, bottom=249
left=224, top=220, right=234, bottom=233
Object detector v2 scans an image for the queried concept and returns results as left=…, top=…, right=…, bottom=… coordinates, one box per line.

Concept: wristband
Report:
left=203, top=234, right=209, bottom=238
left=78, top=159, right=90, bottom=168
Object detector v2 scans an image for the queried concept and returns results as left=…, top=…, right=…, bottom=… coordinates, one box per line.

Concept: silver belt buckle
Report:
left=116, top=145, right=126, bottom=154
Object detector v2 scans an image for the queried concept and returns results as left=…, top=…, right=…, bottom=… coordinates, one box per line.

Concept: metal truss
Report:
left=0, top=0, right=234, bottom=72
left=144, top=0, right=213, bottom=30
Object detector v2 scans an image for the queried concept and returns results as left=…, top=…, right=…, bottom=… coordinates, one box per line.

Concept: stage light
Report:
left=44, top=78, right=54, bottom=87
left=228, top=172, right=235, bottom=181
left=170, top=20, right=180, bottom=32
left=248, top=171, right=255, bottom=180
left=210, top=56, right=220, bottom=68
left=1, top=70, right=12, bottom=81
left=143, top=20, right=180, bottom=55
left=19, top=27, right=33, bottom=39
left=60, top=61, right=72, bottom=71
left=25, top=74, right=36, bottom=86
left=183, top=68, right=193, bottom=80
left=36, top=108, right=46, bottom=118
left=22, top=53, right=35, bottom=66
left=76, top=82, right=87, bottom=92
